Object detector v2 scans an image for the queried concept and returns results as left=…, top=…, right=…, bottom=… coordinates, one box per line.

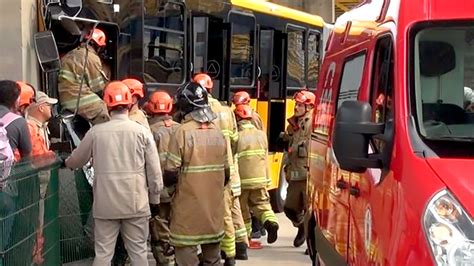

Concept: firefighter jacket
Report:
left=165, top=115, right=228, bottom=247
left=129, top=104, right=150, bottom=130
left=65, top=114, right=163, bottom=220
left=209, top=96, right=241, bottom=196
left=285, top=111, right=313, bottom=182
left=149, top=115, right=180, bottom=203
left=236, top=120, right=270, bottom=190
left=58, top=45, right=108, bottom=120
left=251, top=110, right=264, bottom=131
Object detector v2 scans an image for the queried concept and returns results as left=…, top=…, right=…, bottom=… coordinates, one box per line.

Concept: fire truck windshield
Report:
left=413, top=25, right=474, bottom=143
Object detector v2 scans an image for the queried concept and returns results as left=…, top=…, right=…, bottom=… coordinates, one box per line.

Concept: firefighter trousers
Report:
left=150, top=202, right=175, bottom=265
left=175, top=243, right=221, bottom=266
left=75, top=101, right=110, bottom=125
left=93, top=217, right=149, bottom=266
left=284, top=180, right=307, bottom=227
left=240, top=188, right=278, bottom=237
left=221, top=188, right=247, bottom=258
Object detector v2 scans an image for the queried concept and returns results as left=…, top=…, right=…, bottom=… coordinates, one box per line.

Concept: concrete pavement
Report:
left=239, top=213, right=310, bottom=265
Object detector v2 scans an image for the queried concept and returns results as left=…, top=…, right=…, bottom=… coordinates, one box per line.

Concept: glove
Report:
left=150, top=204, right=160, bottom=218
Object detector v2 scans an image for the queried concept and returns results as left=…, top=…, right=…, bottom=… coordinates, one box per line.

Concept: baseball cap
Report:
left=36, top=91, right=58, bottom=105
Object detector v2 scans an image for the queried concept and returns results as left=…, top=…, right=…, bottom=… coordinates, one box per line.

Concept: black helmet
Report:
left=175, top=82, right=216, bottom=122
left=176, top=82, right=208, bottom=114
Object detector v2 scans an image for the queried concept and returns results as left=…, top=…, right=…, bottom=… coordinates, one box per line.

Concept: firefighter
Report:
left=164, top=82, right=228, bottom=265
left=282, top=90, right=315, bottom=248
left=65, top=81, right=163, bottom=265
left=234, top=104, right=279, bottom=243
left=147, top=91, right=180, bottom=265
left=232, top=91, right=264, bottom=131
left=58, top=28, right=110, bottom=125
left=194, top=74, right=248, bottom=264
left=16, top=81, right=36, bottom=116
left=123, top=78, right=150, bottom=130
left=232, top=90, right=267, bottom=241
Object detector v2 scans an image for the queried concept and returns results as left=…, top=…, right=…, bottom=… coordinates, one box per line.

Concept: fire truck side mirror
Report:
left=34, top=31, right=61, bottom=73
left=332, top=101, right=384, bottom=173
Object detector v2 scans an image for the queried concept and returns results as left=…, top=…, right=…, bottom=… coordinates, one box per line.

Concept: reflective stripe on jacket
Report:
left=165, top=115, right=228, bottom=246
left=236, top=121, right=270, bottom=189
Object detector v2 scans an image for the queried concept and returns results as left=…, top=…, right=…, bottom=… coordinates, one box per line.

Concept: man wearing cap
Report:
left=25, top=91, right=58, bottom=264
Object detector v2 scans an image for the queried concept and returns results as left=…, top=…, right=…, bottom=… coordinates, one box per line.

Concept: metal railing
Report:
left=0, top=157, right=94, bottom=265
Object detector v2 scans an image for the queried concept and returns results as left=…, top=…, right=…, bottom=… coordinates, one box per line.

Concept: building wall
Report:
left=0, top=0, right=40, bottom=86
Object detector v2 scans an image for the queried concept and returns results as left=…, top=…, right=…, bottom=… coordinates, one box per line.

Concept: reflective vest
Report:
left=236, top=120, right=270, bottom=189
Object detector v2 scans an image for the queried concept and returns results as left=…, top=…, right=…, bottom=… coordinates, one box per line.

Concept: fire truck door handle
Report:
left=349, top=186, right=361, bottom=197
left=336, top=179, right=348, bottom=190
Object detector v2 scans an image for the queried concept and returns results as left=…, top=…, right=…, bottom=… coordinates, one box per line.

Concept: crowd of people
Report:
left=0, top=28, right=316, bottom=266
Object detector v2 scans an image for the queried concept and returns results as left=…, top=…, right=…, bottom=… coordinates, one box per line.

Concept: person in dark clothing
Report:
left=0, top=80, right=32, bottom=159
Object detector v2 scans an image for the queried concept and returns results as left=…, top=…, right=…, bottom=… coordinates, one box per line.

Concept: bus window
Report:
left=287, top=27, right=306, bottom=89
left=193, top=17, right=209, bottom=74
left=337, top=53, right=366, bottom=109
left=143, top=1, right=185, bottom=85
left=307, top=31, right=320, bottom=89
left=229, top=13, right=256, bottom=86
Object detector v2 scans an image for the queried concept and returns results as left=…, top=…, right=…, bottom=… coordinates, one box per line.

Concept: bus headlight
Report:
left=423, top=190, right=474, bottom=266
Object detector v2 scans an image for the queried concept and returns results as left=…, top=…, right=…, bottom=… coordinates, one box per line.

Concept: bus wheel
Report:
left=270, top=163, right=288, bottom=213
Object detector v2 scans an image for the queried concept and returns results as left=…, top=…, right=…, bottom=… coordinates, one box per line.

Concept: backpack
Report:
left=0, top=112, right=21, bottom=189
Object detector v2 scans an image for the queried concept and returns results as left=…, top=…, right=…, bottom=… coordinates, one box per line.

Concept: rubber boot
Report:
left=263, top=221, right=279, bottom=244
left=224, top=257, right=236, bottom=266
left=235, top=242, right=248, bottom=260
left=293, top=224, right=305, bottom=247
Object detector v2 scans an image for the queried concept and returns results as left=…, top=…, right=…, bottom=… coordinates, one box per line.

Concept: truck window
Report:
left=337, top=53, right=366, bottom=109
left=307, top=31, right=320, bottom=89
left=287, top=27, right=306, bottom=89
left=371, top=36, right=394, bottom=153
left=229, top=13, right=256, bottom=86
left=143, top=1, right=185, bottom=85
left=372, top=36, right=394, bottom=123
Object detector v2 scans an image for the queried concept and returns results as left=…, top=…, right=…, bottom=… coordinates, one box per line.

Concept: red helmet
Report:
left=294, top=90, right=316, bottom=106
left=16, top=81, right=36, bottom=107
left=103, top=81, right=132, bottom=108
left=232, top=91, right=251, bottom=106
left=147, top=91, right=173, bottom=114
left=234, top=104, right=253, bottom=119
left=122, top=78, right=145, bottom=99
left=91, top=28, right=106, bottom=47
left=193, top=73, right=214, bottom=91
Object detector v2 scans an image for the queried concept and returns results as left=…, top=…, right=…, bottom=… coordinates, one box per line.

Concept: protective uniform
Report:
left=235, top=105, right=279, bottom=245
left=58, top=43, right=109, bottom=125
left=283, top=90, right=315, bottom=248
left=148, top=91, right=180, bottom=265
left=196, top=74, right=247, bottom=264
left=164, top=82, right=229, bottom=266
left=65, top=81, right=163, bottom=265
left=123, top=78, right=150, bottom=130
left=232, top=91, right=264, bottom=130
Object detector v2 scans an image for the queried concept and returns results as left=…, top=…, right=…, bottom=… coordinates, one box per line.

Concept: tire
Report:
left=270, top=153, right=288, bottom=213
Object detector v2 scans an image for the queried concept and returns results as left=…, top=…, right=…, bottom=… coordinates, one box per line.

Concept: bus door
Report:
left=259, top=29, right=286, bottom=152
left=192, top=16, right=230, bottom=100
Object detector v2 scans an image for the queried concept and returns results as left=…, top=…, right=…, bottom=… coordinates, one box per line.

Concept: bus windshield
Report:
left=413, top=26, right=474, bottom=142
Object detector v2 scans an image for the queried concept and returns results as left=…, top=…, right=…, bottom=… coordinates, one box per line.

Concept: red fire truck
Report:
left=307, top=0, right=474, bottom=265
